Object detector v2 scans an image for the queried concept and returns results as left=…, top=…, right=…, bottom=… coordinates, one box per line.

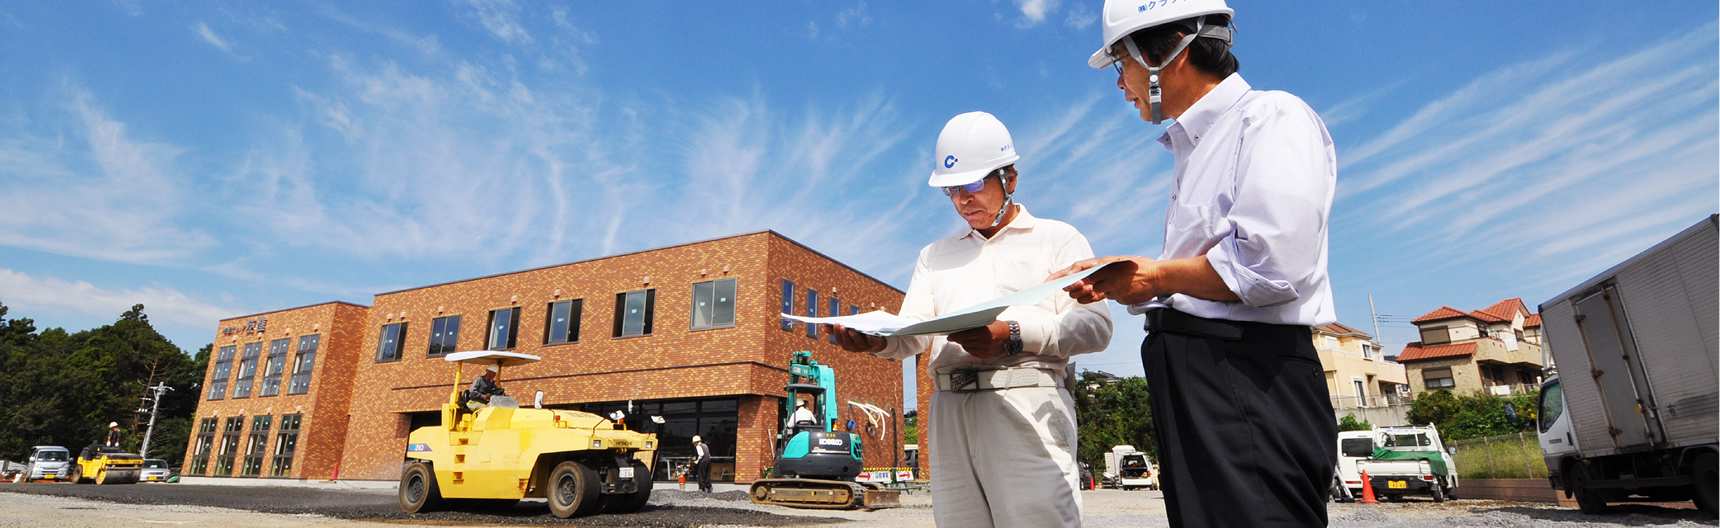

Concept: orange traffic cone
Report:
left=1360, top=470, right=1378, bottom=504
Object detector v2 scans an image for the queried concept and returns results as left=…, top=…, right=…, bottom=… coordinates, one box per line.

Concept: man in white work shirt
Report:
left=1053, top=1, right=1338, bottom=526
left=790, top=399, right=816, bottom=429
left=831, top=111, right=1112, bottom=528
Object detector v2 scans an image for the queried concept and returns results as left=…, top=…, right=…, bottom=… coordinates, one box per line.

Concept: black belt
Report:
left=1143, top=308, right=1243, bottom=341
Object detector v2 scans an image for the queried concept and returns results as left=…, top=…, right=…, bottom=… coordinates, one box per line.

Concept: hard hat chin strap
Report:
left=988, top=170, right=1015, bottom=229
left=1125, top=16, right=1209, bottom=125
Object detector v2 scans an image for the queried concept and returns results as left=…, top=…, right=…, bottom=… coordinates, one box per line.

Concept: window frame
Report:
left=486, top=307, right=521, bottom=350
left=241, top=415, right=271, bottom=477
left=544, top=299, right=584, bottom=345
left=232, top=342, right=262, bottom=399
left=1419, top=325, right=1451, bottom=345
left=690, top=278, right=738, bottom=331
left=288, top=335, right=319, bottom=395
left=271, top=414, right=301, bottom=477
left=191, top=418, right=218, bottom=476
left=209, top=345, right=236, bottom=401
left=805, top=289, right=819, bottom=338
left=780, top=280, right=796, bottom=331
left=826, top=295, right=840, bottom=343
left=612, top=289, right=657, bottom=338
left=216, top=417, right=244, bottom=476
left=1422, top=367, right=1456, bottom=389
left=427, top=315, right=462, bottom=357
left=376, top=322, right=408, bottom=363
left=259, top=338, right=289, bottom=397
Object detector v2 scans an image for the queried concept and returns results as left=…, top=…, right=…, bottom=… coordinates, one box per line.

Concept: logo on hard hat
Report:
left=944, top=155, right=958, bottom=168
left=1002, top=144, right=1013, bottom=152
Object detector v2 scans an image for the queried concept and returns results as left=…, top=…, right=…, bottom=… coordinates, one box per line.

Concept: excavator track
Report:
left=749, top=478, right=900, bottom=510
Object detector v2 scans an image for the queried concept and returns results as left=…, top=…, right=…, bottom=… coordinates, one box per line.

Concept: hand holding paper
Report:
left=782, top=262, right=1117, bottom=337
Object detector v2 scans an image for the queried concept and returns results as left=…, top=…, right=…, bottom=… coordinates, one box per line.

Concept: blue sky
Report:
left=1, top=2, right=1715, bottom=398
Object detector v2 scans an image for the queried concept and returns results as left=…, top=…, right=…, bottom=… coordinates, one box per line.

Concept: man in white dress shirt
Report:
left=1052, top=1, right=1338, bottom=526
left=831, top=111, right=1112, bottom=528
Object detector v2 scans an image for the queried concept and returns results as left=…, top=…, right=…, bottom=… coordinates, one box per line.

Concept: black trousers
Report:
left=1142, top=312, right=1337, bottom=527
left=694, top=458, right=712, bottom=492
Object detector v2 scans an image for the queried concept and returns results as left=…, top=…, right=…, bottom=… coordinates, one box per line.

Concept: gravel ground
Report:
left=3, top=482, right=1713, bottom=527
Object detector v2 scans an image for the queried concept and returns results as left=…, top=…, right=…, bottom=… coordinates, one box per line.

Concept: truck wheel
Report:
left=548, top=460, right=601, bottom=519
left=399, top=462, right=446, bottom=514
left=1430, top=479, right=1445, bottom=503
left=1569, top=463, right=1608, bottom=514
left=602, top=460, right=654, bottom=514
left=1692, top=452, right=1717, bottom=518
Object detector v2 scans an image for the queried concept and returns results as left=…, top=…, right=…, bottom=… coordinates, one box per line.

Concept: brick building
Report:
left=183, top=231, right=908, bottom=483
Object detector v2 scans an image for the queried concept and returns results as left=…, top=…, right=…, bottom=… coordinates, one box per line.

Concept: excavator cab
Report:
left=749, top=351, right=898, bottom=510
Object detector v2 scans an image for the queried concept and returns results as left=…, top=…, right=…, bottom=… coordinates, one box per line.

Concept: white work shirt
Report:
left=877, top=205, right=1113, bottom=377
left=1129, top=73, right=1337, bottom=326
left=791, top=406, right=815, bottom=424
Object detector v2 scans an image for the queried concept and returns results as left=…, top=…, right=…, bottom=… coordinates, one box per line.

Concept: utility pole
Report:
left=1368, top=293, right=1383, bottom=344
left=138, top=383, right=173, bottom=459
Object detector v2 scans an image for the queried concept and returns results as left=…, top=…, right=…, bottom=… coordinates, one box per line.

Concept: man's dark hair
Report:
left=1127, top=14, right=1239, bottom=78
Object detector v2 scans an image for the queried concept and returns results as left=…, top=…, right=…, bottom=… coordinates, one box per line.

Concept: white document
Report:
left=782, top=262, right=1114, bottom=337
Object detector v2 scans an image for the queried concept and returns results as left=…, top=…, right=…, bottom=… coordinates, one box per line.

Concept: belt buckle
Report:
left=949, top=370, right=980, bottom=393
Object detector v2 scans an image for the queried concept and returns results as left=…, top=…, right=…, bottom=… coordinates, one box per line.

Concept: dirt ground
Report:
left=1, top=482, right=1713, bottom=527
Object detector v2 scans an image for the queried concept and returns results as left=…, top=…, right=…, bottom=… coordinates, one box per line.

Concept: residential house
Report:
left=1398, top=298, right=1545, bottom=398
left=1314, top=322, right=1409, bottom=411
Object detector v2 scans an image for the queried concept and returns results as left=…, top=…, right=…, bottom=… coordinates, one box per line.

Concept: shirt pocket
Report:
left=1168, top=203, right=1224, bottom=252
left=993, top=257, right=1047, bottom=297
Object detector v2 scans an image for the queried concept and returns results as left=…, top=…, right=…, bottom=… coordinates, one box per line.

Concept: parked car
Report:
left=26, top=446, right=72, bottom=482
left=140, top=459, right=172, bottom=483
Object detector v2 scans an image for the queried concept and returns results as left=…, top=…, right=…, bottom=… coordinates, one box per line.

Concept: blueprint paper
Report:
left=781, top=262, right=1114, bottom=337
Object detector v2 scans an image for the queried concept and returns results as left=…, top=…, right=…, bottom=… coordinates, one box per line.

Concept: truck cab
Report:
left=1335, top=430, right=1374, bottom=497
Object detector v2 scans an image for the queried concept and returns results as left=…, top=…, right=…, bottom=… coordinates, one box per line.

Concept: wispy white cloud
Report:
left=1014, top=0, right=1059, bottom=27
left=466, top=0, right=531, bottom=45
left=837, top=1, right=871, bottom=29
left=0, top=268, right=236, bottom=330
left=0, top=82, right=215, bottom=264
left=194, top=21, right=232, bottom=52
left=1064, top=3, right=1095, bottom=31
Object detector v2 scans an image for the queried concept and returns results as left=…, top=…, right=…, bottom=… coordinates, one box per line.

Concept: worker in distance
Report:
left=1051, top=0, right=1339, bottom=526
left=830, top=111, right=1112, bottom=528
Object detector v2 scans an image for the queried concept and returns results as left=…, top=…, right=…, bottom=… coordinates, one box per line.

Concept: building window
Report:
left=780, top=280, right=795, bottom=331
left=1361, top=343, right=1375, bottom=360
left=691, top=279, right=737, bottom=330
left=612, top=289, right=656, bottom=338
left=191, top=418, right=217, bottom=475
left=208, top=346, right=236, bottom=401
left=1420, top=325, right=1451, bottom=345
left=216, top=417, right=243, bottom=476
left=487, top=307, right=521, bottom=350
left=428, top=315, right=462, bottom=357
left=1423, top=367, right=1455, bottom=389
left=259, top=339, right=289, bottom=397
left=271, top=414, right=301, bottom=477
left=826, top=296, right=840, bottom=344
left=241, top=415, right=271, bottom=477
left=288, top=335, right=319, bottom=395
left=806, top=290, right=819, bottom=338
left=544, top=300, right=583, bottom=345
left=232, top=342, right=262, bottom=399
left=376, top=322, right=407, bottom=362
left=850, top=304, right=858, bottom=316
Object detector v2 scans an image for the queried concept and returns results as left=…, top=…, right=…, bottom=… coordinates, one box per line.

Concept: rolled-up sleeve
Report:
left=1014, top=230, right=1113, bottom=358
left=1205, top=99, right=1335, bottom=308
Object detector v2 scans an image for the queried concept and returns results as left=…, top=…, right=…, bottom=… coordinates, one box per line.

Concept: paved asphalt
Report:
left=2, top=482, right=847, bottom=526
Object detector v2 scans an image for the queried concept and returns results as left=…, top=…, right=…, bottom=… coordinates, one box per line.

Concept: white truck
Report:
left=1353, top=425, right=1458, bottom=502
left=1103, top=445, right=1157, bottom=490
left=1333, top=430, right=1374, bottom=499
left=1536, top=214, right=1717, bottom=517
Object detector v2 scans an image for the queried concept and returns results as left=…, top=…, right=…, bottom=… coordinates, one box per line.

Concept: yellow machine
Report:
left=70, top=445, right=142, bottom=485
left=398, top=351, right=658, bottom=519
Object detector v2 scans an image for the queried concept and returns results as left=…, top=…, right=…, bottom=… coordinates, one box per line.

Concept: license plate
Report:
left=147, top=477, right=159, bottom=481
left=1387, top=480, right=1407, bottom=489
left=618, top=467, right=634, bottom=479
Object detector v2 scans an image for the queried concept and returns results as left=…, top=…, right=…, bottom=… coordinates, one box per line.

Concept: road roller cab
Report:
left=71, top=444, right=142, bottom=485
left=399, top=351, right=659, bottom=519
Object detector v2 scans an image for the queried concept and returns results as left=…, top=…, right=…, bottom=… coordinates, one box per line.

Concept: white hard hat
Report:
left=692, top=435, right=702, bottom=443
left=486, top=364, right=498, bottom=373
left=796, top=400, right=807, bottom=407
left=1088, top=0, right=1234, bottom=69
left=929, top=112, right=1020, bottom=188
left=109, top=422, right=119, bottom=428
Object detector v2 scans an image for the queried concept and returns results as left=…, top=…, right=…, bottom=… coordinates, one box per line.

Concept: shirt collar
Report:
left=959, top=203, right=1038, bottom=241
left=1157, top=73, right=1251, bottom=151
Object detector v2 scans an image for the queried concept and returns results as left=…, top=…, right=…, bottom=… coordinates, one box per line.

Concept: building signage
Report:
left=221, top=317, right=268, bottom=335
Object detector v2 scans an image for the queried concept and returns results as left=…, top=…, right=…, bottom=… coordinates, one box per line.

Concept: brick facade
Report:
left=185, top=231, right=906, bottom=482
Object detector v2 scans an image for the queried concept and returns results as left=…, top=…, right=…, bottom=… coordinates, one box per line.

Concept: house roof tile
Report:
left=1313, top=322, right=1373, bottom=339
left=1524, top=313, right=1542, bottom=328
left=1397, top=341, right=1479, bottom=362
left=1413, top=306, right=1469, bottom=324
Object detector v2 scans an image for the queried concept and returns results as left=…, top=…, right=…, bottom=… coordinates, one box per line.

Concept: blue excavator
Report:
left=748, top=351, right=900, bottom=509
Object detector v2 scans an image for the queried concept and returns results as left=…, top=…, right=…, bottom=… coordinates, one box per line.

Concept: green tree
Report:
left=1337, top=413, right=1372, bottom=431
left=0, top=302, right=207, bottom=466
left=903, top=410, right=917, bottom=444
left=1073, top=372, right=1155, bottom=471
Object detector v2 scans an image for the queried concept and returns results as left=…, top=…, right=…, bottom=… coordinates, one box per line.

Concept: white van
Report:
left=1335, top=430, right=1374, bottom=497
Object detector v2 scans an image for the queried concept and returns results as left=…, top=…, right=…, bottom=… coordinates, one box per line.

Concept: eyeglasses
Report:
left=940, top=179, right=988, bottom=197
left=1110, top=48, right=1132, bottom=75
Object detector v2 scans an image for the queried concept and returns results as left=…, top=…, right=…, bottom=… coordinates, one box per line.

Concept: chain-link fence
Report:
left=1450, top=431, right=1548, bottom=479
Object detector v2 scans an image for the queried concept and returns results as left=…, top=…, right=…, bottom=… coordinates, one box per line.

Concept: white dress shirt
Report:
left=877, top=205, right=1113, bottom=377
left=1128, top=73, right=1338, bottom=327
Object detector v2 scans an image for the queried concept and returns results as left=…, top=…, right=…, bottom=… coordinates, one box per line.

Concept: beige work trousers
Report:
left=930, top=385, right=1082, bottom=528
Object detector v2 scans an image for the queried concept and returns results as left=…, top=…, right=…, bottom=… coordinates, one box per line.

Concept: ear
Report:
left=1004, top=167, right=1019, bottom=194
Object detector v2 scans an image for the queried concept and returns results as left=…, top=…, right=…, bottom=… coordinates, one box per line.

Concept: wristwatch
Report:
left=1004, top=320, right=1023, bottom=356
